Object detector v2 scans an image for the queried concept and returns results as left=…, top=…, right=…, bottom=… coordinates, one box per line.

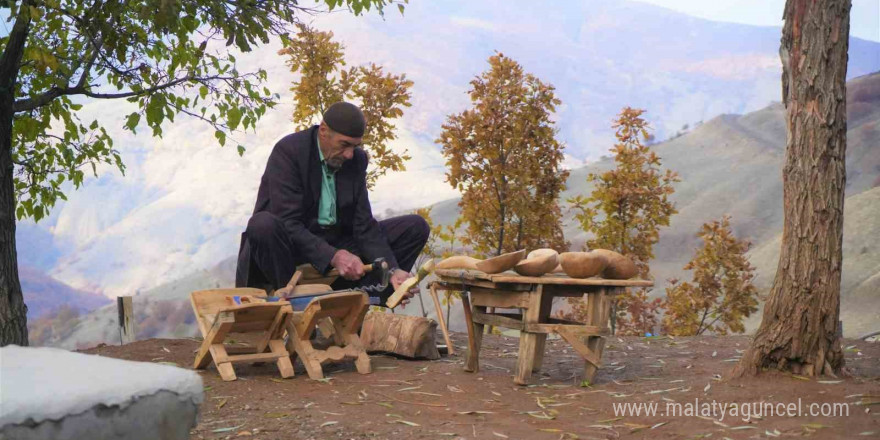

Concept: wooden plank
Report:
left=194, top=311, right=235, bottom=369
left=460, top=293, right=481, bottom=373
left=429, top=283, right=454, bottom=355
left=435, top=269, right=653, bottom=287
left=514, top=287, right=542, bottom=385
left=490, top=273, right=654, bottom=287
left=583, top=288, right=608, bottom=382
left=269, top=339, right=294, bottom=378
left=117, top=296, right=135, bottom=345
left=470, top=287, right=530, bottom=308
left=532, top=290, right=554, bottom=373
left=255, top=307, right=290, bottom=353
left=224, top=351, right=285, bottom=364
left=524, top=323, right=609, bottom=336
left=472, top=310, right=523, bottom=330
left=555, top=326, right=602, bottom=369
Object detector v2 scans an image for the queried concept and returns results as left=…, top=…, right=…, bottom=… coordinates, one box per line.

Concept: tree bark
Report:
left=733, top=0, right=850, bottom=377
left=0, top=5, right=31, bottom=346
left=360, top=311, right=440, bottom=359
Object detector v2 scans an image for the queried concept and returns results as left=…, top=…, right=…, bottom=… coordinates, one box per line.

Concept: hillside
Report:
left=21, top=265, right=110, bottom=320
left=45, top=74, right=880, bottom=348
left=16, top=0, right=880, bottom=300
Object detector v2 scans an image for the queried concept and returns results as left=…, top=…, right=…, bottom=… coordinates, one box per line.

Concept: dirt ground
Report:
left=84, top=332, right=880, bottom=440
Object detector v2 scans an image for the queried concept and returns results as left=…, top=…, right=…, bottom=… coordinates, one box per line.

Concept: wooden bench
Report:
left=433, top=269, right=653, bottom=385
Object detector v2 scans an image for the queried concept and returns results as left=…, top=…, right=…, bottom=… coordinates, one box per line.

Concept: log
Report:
left=360, top=312, right=440, bottom=360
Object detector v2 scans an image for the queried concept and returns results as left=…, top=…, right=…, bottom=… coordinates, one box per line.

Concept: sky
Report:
left=635, top=0, right=879, bottom=42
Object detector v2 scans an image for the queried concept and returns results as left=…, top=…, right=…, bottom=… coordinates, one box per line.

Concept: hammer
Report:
left=278, top=257, right=389, bottom=297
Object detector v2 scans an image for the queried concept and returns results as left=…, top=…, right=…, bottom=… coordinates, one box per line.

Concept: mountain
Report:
left=16, top=0, right=880, bottom=300
left=430, top=72, right=880, bottom=336
left=45, top=73, right=880, bottom=348
left=21, top=266, right=110, bottom=320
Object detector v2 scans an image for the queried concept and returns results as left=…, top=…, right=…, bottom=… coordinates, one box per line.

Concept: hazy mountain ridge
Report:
left=39, top=73, right=880, bottom=348
left=15, top=0, right=880, bottom=299
left=21, top=265, right=111, bottom=320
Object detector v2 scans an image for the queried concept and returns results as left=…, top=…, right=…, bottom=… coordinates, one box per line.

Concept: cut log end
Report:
left=360, top=312, right=441, bottom=360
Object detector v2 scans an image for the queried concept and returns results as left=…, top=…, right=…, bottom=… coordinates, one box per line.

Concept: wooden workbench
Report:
left=433, top=268, right=653, bottom=385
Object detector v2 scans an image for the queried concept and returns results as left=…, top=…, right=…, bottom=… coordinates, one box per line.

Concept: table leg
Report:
left=583, top=288, right=609, bottom=383
left=461, top=292, right=483, bottom=373
left=515, top=285, right=543, bottom=385
left=429, top=282, right=455, bottom=355
left=531, top=289, right=555, bottom=373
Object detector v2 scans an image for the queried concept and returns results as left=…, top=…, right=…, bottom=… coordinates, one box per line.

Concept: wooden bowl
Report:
left=514, top=251, right=558, bottom=277
left=435, top=255, right=481, bottom=270
left=558, top=252, right=607, bottom=278
left=590, top=249, right=639, bottom=279
left=527, top=248, right=558, bottom=260
left=475, top=249, right=526, bottom=274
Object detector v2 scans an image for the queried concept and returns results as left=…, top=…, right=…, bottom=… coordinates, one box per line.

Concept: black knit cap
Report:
left=322, top=102, right=366, bottom=138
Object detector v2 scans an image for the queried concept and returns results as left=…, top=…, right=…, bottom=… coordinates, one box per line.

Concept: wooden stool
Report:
left=190, top=288, right=295, bottom=382
left=285, top=291, right=372, bottom=380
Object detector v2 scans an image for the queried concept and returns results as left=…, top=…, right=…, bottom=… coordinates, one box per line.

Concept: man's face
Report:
left=320, top=124, right=362, bottom=169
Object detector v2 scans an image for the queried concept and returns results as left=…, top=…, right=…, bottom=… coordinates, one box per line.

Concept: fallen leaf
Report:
left=491, top=391, right=502, bottom=397
left=376, top=402, right=394, bottom=409
left=320, top=421, right=337, bottom=427
left=791, top=375, right=811, bottom=381
left=818, top=380, right=843, bottom=384
left=803, top=423, right=831, bottom=429
left=492, top=432, right=508, bottom=438
left=397, top=386, right=422, bottom=392
left=703, top=383, right=711, bottom=393
left=263, top=412, right=288, bottom=418
left=596, top=417, right=623, bottom=424
left=212, top=424, right=245, bottom=433
left=391, top=420, right=420, bottom=427
left=216, top=398, right=228, bottom=409
left=411, top=391, right=443, bottom=397
left=447, top=385, right=464, bottom=393
left=458, top=411, right=494, bottom=415
left=650, top=421, right=668, bottom=429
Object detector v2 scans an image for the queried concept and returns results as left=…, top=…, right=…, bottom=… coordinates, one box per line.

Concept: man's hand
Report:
left=390, top=268, right=419, bottom=306
left=331, top=249, right=365, bottom=280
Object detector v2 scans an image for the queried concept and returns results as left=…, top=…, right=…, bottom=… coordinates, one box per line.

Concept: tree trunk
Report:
left=733, top=0, right=850, bottom=377
left=0, top=7, right=31, bottom=347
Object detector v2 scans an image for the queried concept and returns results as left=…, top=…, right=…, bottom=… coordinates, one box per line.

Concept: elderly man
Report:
left=236, top=102, right=429, bottom=305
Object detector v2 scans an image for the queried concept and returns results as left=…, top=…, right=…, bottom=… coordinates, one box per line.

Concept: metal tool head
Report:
left=372, top=257, right=391, bottom=291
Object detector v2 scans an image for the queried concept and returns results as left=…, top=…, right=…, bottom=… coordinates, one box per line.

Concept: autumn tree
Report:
left=734, top=0, right=850, bottom=378
left=278, top=24, right=413, bottom=188
left=0, top=0, right=398, bottom=346
left=664, top=216, right=759, bottom=336
left=437, top=53, right=568, bottom=258
left=568, top=107, right=679, bottom=334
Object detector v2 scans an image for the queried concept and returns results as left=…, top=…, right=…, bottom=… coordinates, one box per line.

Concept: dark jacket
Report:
left=249, top=125, right=397, bottom=273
